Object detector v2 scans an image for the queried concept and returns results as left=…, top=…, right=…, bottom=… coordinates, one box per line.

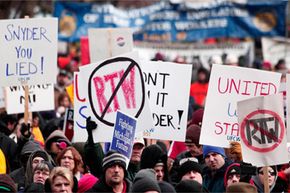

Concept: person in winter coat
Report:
left=86, top=151, right=131, bottom=193
left=202, top=145, right=232, bottom=193
left=140, top=144, right=169, bottom=182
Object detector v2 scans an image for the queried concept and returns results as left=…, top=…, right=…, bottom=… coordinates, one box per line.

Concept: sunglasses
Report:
left=258, top=170, right=276, bottom=176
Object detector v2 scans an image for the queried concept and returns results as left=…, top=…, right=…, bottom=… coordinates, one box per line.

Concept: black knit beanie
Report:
left=131, top=177, right=161, bottom=193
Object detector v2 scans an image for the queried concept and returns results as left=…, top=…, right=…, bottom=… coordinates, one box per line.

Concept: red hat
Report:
left=78, top=174, right=98, bottom=193
left=191, top=108, right=204, bottom=127
left=185, top=124, right=201, bottom=144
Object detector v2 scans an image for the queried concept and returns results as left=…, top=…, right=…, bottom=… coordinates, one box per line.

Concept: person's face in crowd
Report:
left=32, top=116, right=40, bottom=127
left=51, top=176, right=72, bottom=193
left=60, top=96, right=71, bottom=108
left=50, top=141, right=63, bottom=155
left=32, top=156, right=45, bottom=170
left=185, top=143, right=203, bottom=157
left=57, top=73, right=70, bottom=87
left=130, top=143, right=144, bottom=164
left=33, top=169, right=50, bottom=184
left=258, top=167, right=276, bottom=187
left=228, top=152, right=239, bottom=162
left=181, top=170, right=203, bottom=184
left=60, top=150, right=75, bottom=172
left=197, top=72, right=207, bottom=83
left=227, top=173, right=240, bottom=187
left=105, top=164, right=124, bottom=186
left=154, top=165, right=164, bottom=181
left=204, top=152, right=225, bottom=171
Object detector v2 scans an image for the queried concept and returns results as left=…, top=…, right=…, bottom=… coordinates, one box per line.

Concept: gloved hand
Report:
left=20, top=123, right=31, bottom=138
left=86, top=117, right=97, bottom=145
left=86, top=116, right=97, bottom=132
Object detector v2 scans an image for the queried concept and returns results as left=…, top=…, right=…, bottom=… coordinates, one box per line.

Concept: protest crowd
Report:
left=0, top=0, right=290, bottom=193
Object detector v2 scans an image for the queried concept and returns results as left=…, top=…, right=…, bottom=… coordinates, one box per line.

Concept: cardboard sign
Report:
left=140, top=61, right=192, bottom=141
left=5, top=84, right=54, bottom=114
left=0, top=88, right=4, bottom=108
left=78, top=51, right=153, bottom=142
left=200, top=65, right=281, bottom=147
left=73, top=72, right=89, bottom=142
left=237, top=94, right=288, bottom=167
left=88, top=28, right=133, bottom=63
left=0, top=18, right=58, bottom=86
left=110, top=110, right=137, bottom=166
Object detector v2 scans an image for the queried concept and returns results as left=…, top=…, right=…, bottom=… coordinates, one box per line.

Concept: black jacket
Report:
left=86, top=177, right=131, bottom=193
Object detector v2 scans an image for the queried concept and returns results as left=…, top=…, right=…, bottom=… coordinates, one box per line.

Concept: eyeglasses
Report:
left=258, top=170, right=276, bottom=176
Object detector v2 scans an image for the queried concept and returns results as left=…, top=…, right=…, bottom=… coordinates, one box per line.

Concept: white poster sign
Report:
left=0, top=18, right=58, bottom=86
left=140, top=61, right=192, bottom=141
left=286, top=74, right=290, bottom=142
left=0, top=88, right=4, bottom=108
left=88, top=28, right=133, bottom=63
left=200, top=65, right=281, bottom=147
left=78, top=51, right=153, bottom=142
left=73, top=72, right=89, bottom=142
left=5, top=84, right=54, bottom=114
left=237, top=94, right=288, bottom=167
left=262, top=37, right=290, bottom=69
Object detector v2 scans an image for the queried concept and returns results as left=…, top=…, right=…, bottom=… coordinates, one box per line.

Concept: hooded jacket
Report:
left=251, top=166, right=278, bottom=193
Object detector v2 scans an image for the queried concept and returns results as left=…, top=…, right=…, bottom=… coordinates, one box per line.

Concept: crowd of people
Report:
left=0, top=48, right=290, bottom=193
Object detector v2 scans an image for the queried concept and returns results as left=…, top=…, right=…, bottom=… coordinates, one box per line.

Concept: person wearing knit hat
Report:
left=77, top=173, right=98, bottom=193
left=0, top=174, right=17, bottom=193
left=158, top=181, right=176, bottom=193
left=175, top=179, right=205, bottom=193
left=178, top=157, right=203, bottom=184
left=190, top=108, right=204, bottom=127
left=169, top=124, right=204, bottom=186
left=224, top=163, right=241, bottom=187
left=87, top=150, right=131, bottom=193
left=226, top=182, right=257, bottom=193
left=131, top=169, right=161, bottom=193
left=202, top=145, right=231, bottom=193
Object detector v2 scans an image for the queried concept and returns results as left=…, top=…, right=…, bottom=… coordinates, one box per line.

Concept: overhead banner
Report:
left=237, top=94, right=288, bottom=167
left=54, top=1, right=287, bottom=42
left=135, top=41, right=254, bottom=69
left=0, top=18, right=58, bottom=86
left=200, top=65, right=281, bottom=147
left=88, top=28, right=133, bottom=63
left=78, top=51, right=153, bottom=142
left=262, top=37, right=290, bottom=69
left=5, top=84, right=54, bottom=114
left=141, top=61, right=192, bottom=141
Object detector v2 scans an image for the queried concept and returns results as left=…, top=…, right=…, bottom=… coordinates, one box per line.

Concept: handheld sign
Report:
left=0, top=18, right=58, bottom=86
left=5, top=84, right=54, bottom=114
left=110, top=110, right=137, bottom=167
left=0, top=88, right=4, bottom=108
left=63, top=108, right=74, bottom=141
left=88, top=28, right=133, bottom=63
left=237, top=93, right=288, bottom=167
left=286, top=74, right=290, bottom=142
left=200, top=65, right=281, bottom=147
left=73, top=72, right=88, bottom=142
left=78, top=51, right=153, bottom=142
left=140, top=61, right=192, bottom=141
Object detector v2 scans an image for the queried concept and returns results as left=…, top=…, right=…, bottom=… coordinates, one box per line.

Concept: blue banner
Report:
left=110, top=111, right=136, bottom=159
left=54, top=0, right=288, bottom=42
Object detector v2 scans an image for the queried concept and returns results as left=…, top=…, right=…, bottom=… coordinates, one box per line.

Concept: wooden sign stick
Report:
left=263, top=166, right=270, bottom=193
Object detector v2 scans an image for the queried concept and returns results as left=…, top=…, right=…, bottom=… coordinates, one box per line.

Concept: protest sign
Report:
left=237, top=94, right=288, bottom=166
left=288, top=143, right=290, bottom=161
left=63, top=108, right=74, bottom=141
left=88, top=28, right=133, bottom=63
left=0, top=88, right=4, bottom=108
left=200, top=65, right=281, bottom=147
left=0, top=18, right=58, bottom=86
left=110, top=110, right=137, bottom=167
left=140, top=61, right=192, bottom=141
left=5, top=84, right=54, bottom=114
left=73, top=72, right=89, bottom=142
left=262, top=37, right=290, bottom=69
left=286, top=74, right=290, bottom=142
left=78, top=51, right=153, bottom=142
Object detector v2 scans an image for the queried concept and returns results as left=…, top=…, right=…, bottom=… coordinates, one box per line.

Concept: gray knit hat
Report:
left=102, top=151, right=127, bottom=171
